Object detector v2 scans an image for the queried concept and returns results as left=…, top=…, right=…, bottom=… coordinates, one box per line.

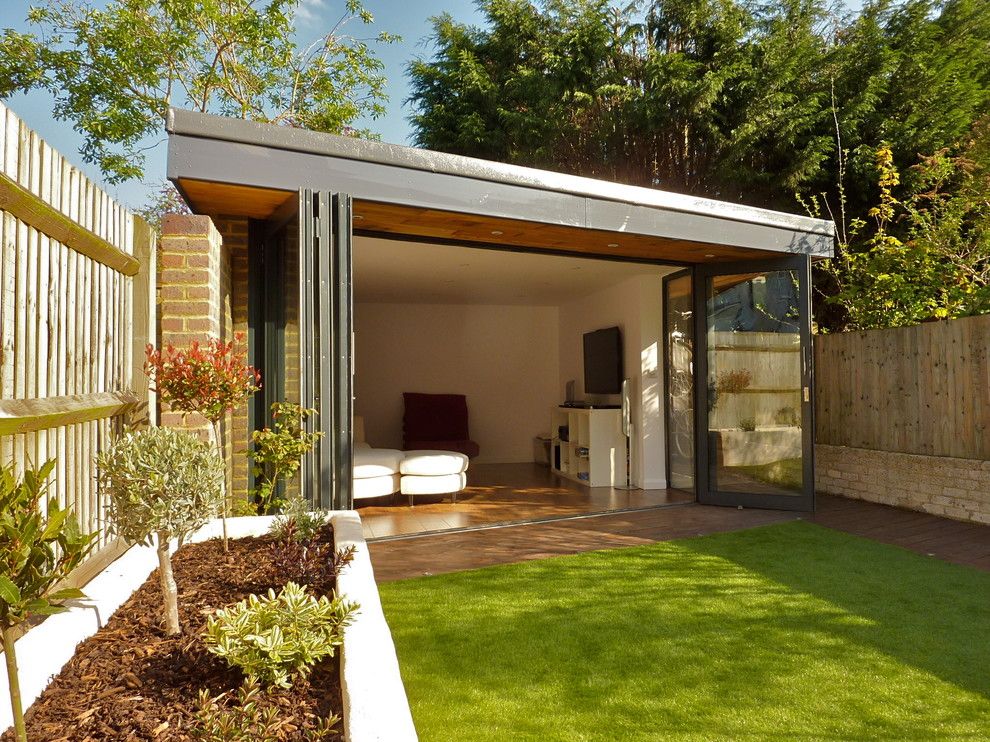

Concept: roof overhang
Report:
left=166, top=109, right=835, bottom=263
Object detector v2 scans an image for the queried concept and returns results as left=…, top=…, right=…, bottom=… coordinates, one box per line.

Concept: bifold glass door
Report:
left=663, top=272, right=696, bottom=494
left=298, top=190, right=353, bottom=510
left=695, top=256, right=814, bottom=511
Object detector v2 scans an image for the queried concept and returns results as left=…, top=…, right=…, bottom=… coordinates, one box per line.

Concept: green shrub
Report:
left=204, top=582, right=357, bottom=688
left=268, top=496, right=328, bottom=544
left=0, top=460, right=95, bottom=742
left=192, top=678, right=339, bottom=741
left=739, top=417, right=757, bottom=432
left=774, top=406, right=799, bottom=426
left=249, top=402, right=322, bottom=514
left=98, top=426, right=224, bottom=635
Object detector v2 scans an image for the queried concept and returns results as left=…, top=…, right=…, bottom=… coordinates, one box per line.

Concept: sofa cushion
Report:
left=403, top=393, right=470, bottom=443
left=353, top=473, right=400, bottom=500
left=404, top=439, right=480, bottom=459
left=353, top=448, right=404, bottom=479
left=400, top=472, right=467, bottom=496
left=400, top=450, right=470, bottom=476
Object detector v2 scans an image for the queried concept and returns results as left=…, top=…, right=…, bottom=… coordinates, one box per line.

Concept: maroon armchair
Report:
left=402, top=392, right=480, bottom=458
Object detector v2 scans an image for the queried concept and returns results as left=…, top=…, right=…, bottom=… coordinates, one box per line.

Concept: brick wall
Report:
left=158, top=214, right=244, bottom=502
left=214, top=217, right=250, bottom=500
left=158, top=214, right=305, bottom=505
left=816, top=444, right=990, bottom=525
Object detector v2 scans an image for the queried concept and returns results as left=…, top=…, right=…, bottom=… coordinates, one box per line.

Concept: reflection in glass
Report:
left=664, top=274, right=695, bottom=493
left=706, top=271, right=802, bottom=495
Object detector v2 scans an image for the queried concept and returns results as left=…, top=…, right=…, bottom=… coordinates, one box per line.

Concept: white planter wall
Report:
left=0, top=512, right=417, bottom=741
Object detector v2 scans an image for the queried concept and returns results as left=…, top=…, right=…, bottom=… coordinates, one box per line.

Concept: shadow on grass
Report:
left=379, top=521, right=990, bottom=741
left=679, top=520, right=990, bottom=698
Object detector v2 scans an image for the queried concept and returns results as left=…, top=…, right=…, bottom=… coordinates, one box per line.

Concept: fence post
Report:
left=130, top=217, right=157, bottom=427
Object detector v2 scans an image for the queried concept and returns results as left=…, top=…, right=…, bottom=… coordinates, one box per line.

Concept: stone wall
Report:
left=816, top=444, right=990, bottom=525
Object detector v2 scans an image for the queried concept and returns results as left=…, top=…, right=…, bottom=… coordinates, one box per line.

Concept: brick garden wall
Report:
left=816, top=444, right=990, bottom=525
left=159, top=215, right=309, bottom=505
left=158, top=214, right=247, bottom=502
left=214, top=216, right=250, bottom=500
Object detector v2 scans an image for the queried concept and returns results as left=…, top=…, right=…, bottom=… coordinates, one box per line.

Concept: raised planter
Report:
left=0, top=512, right=417, bottom=741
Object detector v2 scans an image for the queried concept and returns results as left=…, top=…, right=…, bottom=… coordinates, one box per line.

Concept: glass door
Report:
left=663, top=271, right=695, bottom=494
left=695, top=256, right=814, bottom=511
left=298, top=190, right=354, bottom=510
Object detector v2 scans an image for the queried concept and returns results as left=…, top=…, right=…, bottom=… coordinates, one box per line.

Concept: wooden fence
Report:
left=0, top=104, right=156, bottom=573
left=814, top=314, right=990, bottom=460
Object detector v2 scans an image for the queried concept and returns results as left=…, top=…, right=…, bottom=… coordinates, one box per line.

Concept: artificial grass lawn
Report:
left=378, top=521, right=990, bottom=741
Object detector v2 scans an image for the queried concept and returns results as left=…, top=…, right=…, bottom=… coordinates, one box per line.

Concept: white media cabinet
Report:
left=550, top=407, right=627, bottom=487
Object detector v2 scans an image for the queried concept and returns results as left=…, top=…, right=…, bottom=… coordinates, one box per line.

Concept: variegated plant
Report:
left=204, top=582, right=357, bottom=689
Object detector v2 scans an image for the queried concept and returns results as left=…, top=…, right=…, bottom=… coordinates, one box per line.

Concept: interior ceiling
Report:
left=354, top=236, right=678, bottom=306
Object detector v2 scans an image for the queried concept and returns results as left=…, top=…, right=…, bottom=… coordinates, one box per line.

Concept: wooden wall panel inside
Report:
left=814, top=315, right=990, bottom=460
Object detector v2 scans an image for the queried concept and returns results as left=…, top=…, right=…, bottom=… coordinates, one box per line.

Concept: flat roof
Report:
left=166, top=108, right=834, bottom=260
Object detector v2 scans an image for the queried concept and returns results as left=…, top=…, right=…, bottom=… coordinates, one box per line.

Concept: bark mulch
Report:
left=5, top=530, right=344, bottom=741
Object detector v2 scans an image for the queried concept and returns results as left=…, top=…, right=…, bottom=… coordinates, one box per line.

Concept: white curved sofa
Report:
left=353, top=417, right=468, bottom=505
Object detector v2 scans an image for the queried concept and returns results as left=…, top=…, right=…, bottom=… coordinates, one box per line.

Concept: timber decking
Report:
left=356, top=462, right=694, bottom=540
left=368, top=493, right=989, bottom=581
left=810, top=494, right=990, bottom=571
left=367, top=504, right=797, bottom=582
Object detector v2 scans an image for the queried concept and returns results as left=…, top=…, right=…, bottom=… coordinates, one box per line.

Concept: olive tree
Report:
left=98, top=427, right=224, bottom=635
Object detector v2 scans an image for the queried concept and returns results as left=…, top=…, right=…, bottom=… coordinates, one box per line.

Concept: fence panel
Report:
left=814, top=315, right=990, bottom=459
left=0, top=104, right=156, bottom=567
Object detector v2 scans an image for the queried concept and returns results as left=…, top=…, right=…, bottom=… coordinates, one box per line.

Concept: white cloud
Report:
left=295, top=0, right=329, bottom=23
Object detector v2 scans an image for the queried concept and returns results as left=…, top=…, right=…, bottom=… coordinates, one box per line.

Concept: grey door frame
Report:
left=692, top=254, right=815, bottom=512
left=299, top=190, right=354, bottom=510
left=662, top=268, right=697, bottom=497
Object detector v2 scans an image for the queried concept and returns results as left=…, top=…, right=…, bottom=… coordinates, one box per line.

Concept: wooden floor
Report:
left=356, top=462, right=693, bottom=540
left=368, top=493, right=990, bottom=581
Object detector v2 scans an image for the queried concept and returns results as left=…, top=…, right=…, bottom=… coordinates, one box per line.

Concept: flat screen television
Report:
left=583, top=326, right=623, bottom=394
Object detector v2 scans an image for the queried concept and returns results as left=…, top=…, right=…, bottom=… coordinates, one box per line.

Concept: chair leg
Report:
left=408, top=494, right=414, bottom=507
left=451, top=491, right=457, bottom=504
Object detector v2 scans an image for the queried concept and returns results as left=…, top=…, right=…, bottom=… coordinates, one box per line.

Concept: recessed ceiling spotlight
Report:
left=704, top=253, right=715, bottom=258
left=607, top=242, right=619, bottom=248
left=353, top=214, right=364, bottom=220
left=491, top=230, right=504, bottom=236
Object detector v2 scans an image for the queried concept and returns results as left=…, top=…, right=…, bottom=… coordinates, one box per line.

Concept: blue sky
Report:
left=3, top=0, right=862, bottom=209
left=3, top=0, right=483, bottom=207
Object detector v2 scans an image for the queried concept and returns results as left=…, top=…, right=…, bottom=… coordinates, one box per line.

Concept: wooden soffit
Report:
left=177, top=178, right=781, bottom=263
left=352, top=200, right=779, bottom=264
left=176, top=178, right=294, bottom=220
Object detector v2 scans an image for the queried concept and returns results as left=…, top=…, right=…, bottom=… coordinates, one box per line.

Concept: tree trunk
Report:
left=2, top=625, right=27, bottom=742
left=210, top=419, right=229, bottom=553
left=156, top=531, right=180, bottom=636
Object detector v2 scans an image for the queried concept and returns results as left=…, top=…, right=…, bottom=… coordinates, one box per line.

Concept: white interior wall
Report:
left=558, top=276, right=666, bottom=489
left=354, top=303, right=560, bottom=464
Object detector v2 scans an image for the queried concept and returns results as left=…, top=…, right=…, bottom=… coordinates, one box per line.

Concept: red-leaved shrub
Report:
left=145, top=335, right=260, bottom=423
left=144, top=334, right=260, bottom=549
